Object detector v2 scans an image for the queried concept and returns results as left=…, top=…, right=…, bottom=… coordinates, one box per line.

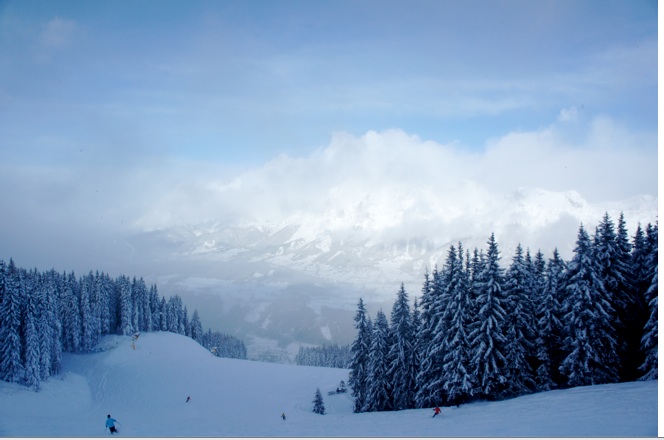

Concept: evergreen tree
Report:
left=414, top=268, right=435, bottom=408
left=142, top=282, right=153, bottom=333
left=595, top=213, right=638, bottom=380
left=415, top=265, right=448, bottom=407
left=639, top=274, right=657, bottom=380
left=440, top=243, right=475, bottom=405
left=22, top=274, right=41, bottom=391
left=349, top=298, right=371, bottom=413
left=89, top=272, right=103, bottom=349
left=105, top=273, right=120, bottom=334
left=535, top=248, right=566, bottom=390
left=388, top=283, right=416, bottom=410
left=312, top=387, right=326, bottom=415
left=40, top=271, right=61, bottom=378
left=560, top=224, right=619, bottom=386
left=130, top=277, right=142, bottom=333
left=468, top=234, right=508, bottom=400
left=190, top=310, right=204, bottom=343
left=116, top=275, right=133, bottom=336
left=410, top=296, right=422, bottom=396
left=0, top=260, right=23, bottom=383
left=79, top=273, right=94, bottom=352
left=639, top=223, right=657, bottom=380
left=148, top=285, right=161, bottom=332
left=501, top=244, right=536, bottom=397
left=631, top=224, right=650, bottom=296
left=159, top=297, right=168, bottom=331
left=42, top=270, right=62, bottom=376
left=34, top=275, right=49, bottom=382
left=183, top=305, right=190, bottom=337
left=364, top=309, right=392, bottom=412
left=59, top=272, right=82, bottom=352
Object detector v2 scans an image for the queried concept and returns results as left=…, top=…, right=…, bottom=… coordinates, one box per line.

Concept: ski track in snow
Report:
left=0, top=332, right=658, bottom=437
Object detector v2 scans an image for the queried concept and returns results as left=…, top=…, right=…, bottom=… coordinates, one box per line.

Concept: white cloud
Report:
left=130, top=113, right=657, bottom=245
left=0, top=110, right=656, bottom=274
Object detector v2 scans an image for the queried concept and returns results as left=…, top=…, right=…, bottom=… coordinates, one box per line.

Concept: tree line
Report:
left=0, top=260, right=246, bottom=391
left=295, top=343, right=351, bottom=368
left=200, top=329, right=248, bottom=360
left=348, top=213, right=658, bottom=413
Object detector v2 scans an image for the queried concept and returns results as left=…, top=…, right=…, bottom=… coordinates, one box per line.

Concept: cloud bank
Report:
left=132, top=111, right=657, bottom=239
left=0, top=107, right=657, bottom=275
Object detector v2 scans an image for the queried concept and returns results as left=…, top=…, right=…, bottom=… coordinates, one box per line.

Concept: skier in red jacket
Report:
left=432, top=406, right=441, bottom=418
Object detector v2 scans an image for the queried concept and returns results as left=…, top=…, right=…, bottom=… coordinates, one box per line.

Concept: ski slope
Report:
left=0, top=331, right=658, bottom=437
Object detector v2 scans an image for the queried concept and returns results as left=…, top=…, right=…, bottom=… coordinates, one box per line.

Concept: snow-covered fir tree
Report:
left=594, top=213, right=640, bottom=380
left=35, top=275, right=50, bottom=383
left=501, top=244, right=536, bottom=398
left=312, top=387, right=326, bottom=414
left=364, top=309, right=392, bottom=412
left=414, top=268, right=436, bottom=408
left=158, top=296, right=168, bottom=331
left=630, top=222, right=657, bottom=380
left=0, top=260, right=23, bottom=383
left=189, top=309, right=204, bottom=343
left=148, top=284, right=161, bottom=332
left=534, top=248, right=566, bottom=390
left=79, top=274, right=94, bottom=352
left=560, top=224, right=620, bottom=386
left=22, top=275, right=40, bottom=391
left=639, top=223, right=657, bottom=380
left=388, top=283, right=416, bottom=411
left=639, top=272, right=658, bottom=380
left=348, top=298, right=372, bottom=413
left=631, top=224, right=650, bottom=294
left=116, top=275, right=133, bottom=336
left=410, top=296, right=422, bottom=399
left=182, top=305, right=190, bottom=337
left=468, top=233, right=508, bottom=400
left=60, top=272, right=82, bottom=352
left=416, top=264, right=449, bottom=407
left=440, top=243, right=475, bottom=405
left=44, top=271, right=62, bottom=376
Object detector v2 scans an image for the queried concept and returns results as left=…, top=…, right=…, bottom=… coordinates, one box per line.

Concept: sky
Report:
left=0, top=0, right=658, bottom=274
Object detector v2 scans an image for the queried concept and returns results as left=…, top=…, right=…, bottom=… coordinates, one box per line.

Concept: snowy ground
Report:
left=0, top=331, right=658, bottom=437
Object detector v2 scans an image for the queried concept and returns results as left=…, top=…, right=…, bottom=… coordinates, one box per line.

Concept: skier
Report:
left=281, top=412, right=286, bottom=421
left=106, top=414, right=119, bottom=434
left=186, top=396, right=191, bottom=403
left=432, top=406, right=441, bottom=418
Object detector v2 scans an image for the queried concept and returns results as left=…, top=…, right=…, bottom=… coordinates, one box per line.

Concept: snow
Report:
left=0, top=331, right=658, bottom=437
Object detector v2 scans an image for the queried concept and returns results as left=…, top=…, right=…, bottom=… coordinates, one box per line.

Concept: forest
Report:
left=348, top=213, right=658, bottom=413
left=0, top=263, right=246, bottom=391
left=295, top=343, right=351, bottom=368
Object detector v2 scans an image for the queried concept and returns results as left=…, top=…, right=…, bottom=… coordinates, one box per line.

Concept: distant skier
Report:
left=281, top=412, right=286, bottom=421
left=186, top=396, right=191, bottom=403
left=106, top=414, right=119, bottom=434
left=432, top=406, right=441, bottom=418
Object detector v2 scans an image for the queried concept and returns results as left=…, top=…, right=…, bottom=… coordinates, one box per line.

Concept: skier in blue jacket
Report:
left=106, top=415, right=119, bottom=434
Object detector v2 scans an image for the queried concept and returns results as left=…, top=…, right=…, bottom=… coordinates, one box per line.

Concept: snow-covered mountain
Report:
left=124, top=187, right=657, bottom=361
left=0, top=331, right=657, bottom=437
